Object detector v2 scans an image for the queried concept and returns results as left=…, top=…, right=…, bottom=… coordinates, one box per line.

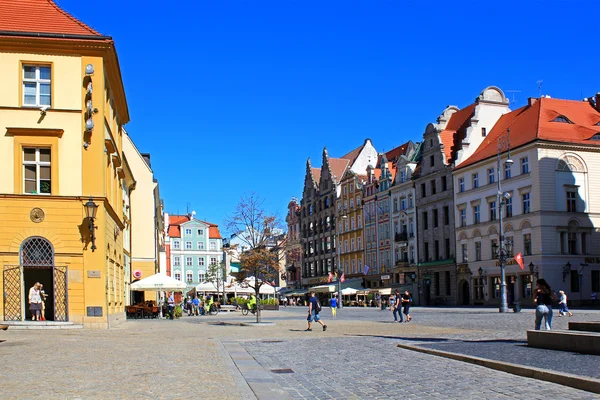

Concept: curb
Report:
left=396, top=342, right=600, bottom=394
left=215, top=339, right=257, bottom=400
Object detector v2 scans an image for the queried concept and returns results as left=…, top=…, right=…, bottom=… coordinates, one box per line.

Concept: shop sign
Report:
left=495, top=258, right=517, bottom=267
left=584, top=257, right=600, bottom=264
left=381, top=275, right=391, bottom=280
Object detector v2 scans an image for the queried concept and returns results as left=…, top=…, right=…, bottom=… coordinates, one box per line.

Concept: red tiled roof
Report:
left=0, top=0, right=101, bottom=36
left=328, top=158, right=350, bottom=181
left=439, top=103, right=476, bottom=164
left=209, top=226, right=222, bottom=239
left=456, top=97, right=600, bottom=170
left=311, top=168, right=321, bottom=184
left=340, top=142, right=364, bottom=165
left=169, top=215, right=189, bottom=225
left=384, top=142, right=410, bottom=162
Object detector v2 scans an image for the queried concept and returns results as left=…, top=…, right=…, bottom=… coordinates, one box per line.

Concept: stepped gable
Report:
left=456, top=97, right=600, bottom=170
left=439, top=103, right=476, bottom=164
left=0, top=0, right=102, bottom=36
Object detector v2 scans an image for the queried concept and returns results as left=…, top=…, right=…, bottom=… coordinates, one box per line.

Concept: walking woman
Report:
left=28, top=282, right=42, bottom=321
left=534, top=278, right=557, bottom=330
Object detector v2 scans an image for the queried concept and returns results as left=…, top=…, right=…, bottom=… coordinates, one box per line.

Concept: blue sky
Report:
left=60, top=0, right=600, bottom=231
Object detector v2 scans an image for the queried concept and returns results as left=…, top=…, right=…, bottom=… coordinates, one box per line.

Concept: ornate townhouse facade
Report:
left=390, top=141, right=421, bottom=299
left=454, top=95, right=600, bottom=307
left=285, top=197, right=302, bottom=288
left=300, top=140, right=377, bottom=288
left=415, top=87, right=510, bottom=305
left=337, top=170, right=366, bottom=281
left=165, top=214, right=223, bottom=288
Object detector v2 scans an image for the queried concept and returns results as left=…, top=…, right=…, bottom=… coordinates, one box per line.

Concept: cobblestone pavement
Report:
left=242, top=336, right=598, bottom=400
left=1, top=307, right=599, bottom=399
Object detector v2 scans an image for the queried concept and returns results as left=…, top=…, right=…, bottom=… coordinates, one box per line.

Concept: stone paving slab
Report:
left=241, top=336, right=599, bottom=399
left=414, top=339, right=600, bottom=379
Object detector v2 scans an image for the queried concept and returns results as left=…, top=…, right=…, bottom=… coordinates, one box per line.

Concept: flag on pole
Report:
left=327, top=272, right=333, bottom=283
left=363, top=265, right=370, bottom=275
left=515, top=252, right=524, bottom=270
left=340, top=273, right=346, bottom=283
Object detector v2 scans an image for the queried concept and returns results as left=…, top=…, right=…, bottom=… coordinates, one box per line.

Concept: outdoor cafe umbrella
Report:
left=131, top=273, right=187, bottom=291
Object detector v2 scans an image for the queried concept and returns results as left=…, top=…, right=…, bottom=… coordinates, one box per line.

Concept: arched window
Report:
left=21, top=237, right=54, bottom=266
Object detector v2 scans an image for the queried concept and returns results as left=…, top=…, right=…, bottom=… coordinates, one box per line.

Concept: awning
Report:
left=340, top=287, right=358, bottom=295
left=310, top=284, right=337, bottom=293
left=286, top=289, right=308, bottom=296
left=131, top=273, right=187, bottom=291
left=378, top=288, right=392, bottom=296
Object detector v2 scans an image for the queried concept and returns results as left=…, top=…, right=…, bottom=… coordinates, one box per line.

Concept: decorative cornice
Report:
left=6, top=127, right=64, bottom=138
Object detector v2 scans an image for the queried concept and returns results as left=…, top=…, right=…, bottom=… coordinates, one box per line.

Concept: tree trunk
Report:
left=255, top=287, right=261, bottom=323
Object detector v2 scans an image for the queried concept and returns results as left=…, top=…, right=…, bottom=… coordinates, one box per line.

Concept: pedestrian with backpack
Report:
left=306, top=291, right=327, bottom=332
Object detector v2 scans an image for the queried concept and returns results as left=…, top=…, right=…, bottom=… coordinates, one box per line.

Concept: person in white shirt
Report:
left=558, top=290, right=573, bottom=317
left=28, top=282, right=42, bottom=321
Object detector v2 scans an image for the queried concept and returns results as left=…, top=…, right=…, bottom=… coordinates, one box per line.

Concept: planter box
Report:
left=261, top=304, right=280, bottom=311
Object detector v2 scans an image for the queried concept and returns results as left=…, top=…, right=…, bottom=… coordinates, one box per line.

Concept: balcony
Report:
left=395, top=232, right=408, bottom=242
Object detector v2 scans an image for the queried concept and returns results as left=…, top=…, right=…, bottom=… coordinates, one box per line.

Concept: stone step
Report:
left=2, top=321, right=83, bottom=330
left=527, top=329, right=600, bottom=355
left=569, top=321, right=600, bottom=333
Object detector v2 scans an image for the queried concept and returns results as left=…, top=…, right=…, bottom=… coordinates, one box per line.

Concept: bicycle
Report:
left=241, top=303, right=257, bottom=316
left=204, top=304, right=219, bottom=316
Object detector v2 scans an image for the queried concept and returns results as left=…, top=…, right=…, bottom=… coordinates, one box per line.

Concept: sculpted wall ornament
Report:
left=30, top=208, right=45, bottom=223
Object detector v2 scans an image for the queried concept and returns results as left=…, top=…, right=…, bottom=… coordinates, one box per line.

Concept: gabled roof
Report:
left=167, top=215, right=222, bottom=240
left=439, top=103, right=476, bottom=164
left=311, top=168, right=321, bottom=184
left=340, top=142, right=365, bottom=165
left=0, top=0, right=101, bottom=37
left=328, top=158, right=350, bottom=182
left=456, top=97, right=600, bottom=170
left=384, top=141, right=411, bottom=163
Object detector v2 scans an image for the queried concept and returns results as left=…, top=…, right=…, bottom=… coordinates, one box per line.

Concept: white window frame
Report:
left=186, top=271, right=193, bottom=283
left=521, top=157, right=529, bottom=174
left=210, top=257, right=217, bottom=265
left=198, top=229, right=204, bottom=235
left=173, top=256, right=181, bottom=266
left=210, top=242, right=216, bottom=250
left=198, top=271, right=205, bottom=283
left=459, top=177, right=465, bottom=192
left=186, top=257, right=193, bottom=266
left=185, top=241, right=192, bottom=250
left=199, top=257, right=205, bottom=266
left=487, top=168, right=495, bottom=184
left=23, top=147, right=51, bottom=195
left=174, top=271, right=181, bottom=281
left=197, top=241, right=204, bottom=250
left=522, top=193, right=531, bottom=214
left=472, top=173, right=479, bottom=189
left=185, top=228, right=192, bottom=236
left=22, top=65, right=51, bottom=107
left=173, top=241, right=180, bottom=250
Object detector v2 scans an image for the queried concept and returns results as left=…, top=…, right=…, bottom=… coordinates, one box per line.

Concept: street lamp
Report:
left=496, top=130, right=513, bottom=313
left=84, top=197, right=98, bottom=252
left=528, top=262, right=539, bottom=279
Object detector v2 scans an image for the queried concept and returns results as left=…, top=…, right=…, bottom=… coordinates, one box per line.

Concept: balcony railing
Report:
left=394, top=232, right=408, bottom=242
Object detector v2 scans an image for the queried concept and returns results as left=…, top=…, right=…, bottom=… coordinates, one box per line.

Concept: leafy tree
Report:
left=224, top=192, right=282, bottom=323
left=205, top=260, right=226, bottom=305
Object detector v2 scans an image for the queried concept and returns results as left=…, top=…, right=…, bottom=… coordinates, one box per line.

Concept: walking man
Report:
left=306, top=291, right=327, bottom=331
left=167, top=292, right=175, bottom=320
left=393, top=290, right=403, bottom=323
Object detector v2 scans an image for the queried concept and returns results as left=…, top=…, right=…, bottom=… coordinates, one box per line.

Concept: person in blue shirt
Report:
left=306, top=291, right=327, bottom=332
left=330, top=294, right=338, bottom=318
left=192, top=296, right=200, bottom=316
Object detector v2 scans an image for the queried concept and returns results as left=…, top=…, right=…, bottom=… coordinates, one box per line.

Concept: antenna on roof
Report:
left=505, top=90, right=521, bottom=106
left=536, top=80, right=543, bottom=97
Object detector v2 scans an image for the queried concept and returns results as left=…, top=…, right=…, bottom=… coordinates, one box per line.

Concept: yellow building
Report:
left=0, top=1, right=132, bottom=328
left=337, top=170, right=365, bottom=278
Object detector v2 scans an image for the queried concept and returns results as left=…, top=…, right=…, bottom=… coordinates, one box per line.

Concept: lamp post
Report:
left=84, top=197, right=99, bottom=252
left=496, top=130, right=513, bottom=313
left=528, top=262, right=539, bottom=280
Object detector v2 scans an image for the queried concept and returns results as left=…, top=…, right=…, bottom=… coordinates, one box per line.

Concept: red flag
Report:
left=327, top=272, right=333, bottom=283
left=340, top=273, right=346, bottom=283
left=515, top=252, right=524, bottom=270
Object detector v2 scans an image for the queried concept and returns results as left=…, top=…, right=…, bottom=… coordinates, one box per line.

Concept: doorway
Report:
left=459, top=280, right=470, bottom=305
left=24, top=267, right=54, bottom=321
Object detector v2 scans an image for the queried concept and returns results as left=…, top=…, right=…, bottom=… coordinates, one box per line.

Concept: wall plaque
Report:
left=30, top=208, right=45, bottom=223
left=88, top=270, right=101, bottom=278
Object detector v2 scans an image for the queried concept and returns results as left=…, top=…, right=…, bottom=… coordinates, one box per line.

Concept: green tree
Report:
left=224, top=192, right=282, bottom=323
left=205, top=260, right=226, bottom=305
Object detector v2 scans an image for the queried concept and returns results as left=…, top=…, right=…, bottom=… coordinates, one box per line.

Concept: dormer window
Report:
left=552, top=115, right=572, bottom=124
left=591, top=134, right=600, bottom=141
left=595, top=121, right=600, bottom=126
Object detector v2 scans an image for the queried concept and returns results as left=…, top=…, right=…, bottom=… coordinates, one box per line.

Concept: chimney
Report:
left=527, top=98, right=537, bottom=106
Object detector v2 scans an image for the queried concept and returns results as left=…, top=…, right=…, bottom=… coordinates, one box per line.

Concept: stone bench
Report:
left=219, top=305, right=238, bottom=312
left=569, top=321, right=600, bottom=333
left=527, top=330, right=600, bottom=355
